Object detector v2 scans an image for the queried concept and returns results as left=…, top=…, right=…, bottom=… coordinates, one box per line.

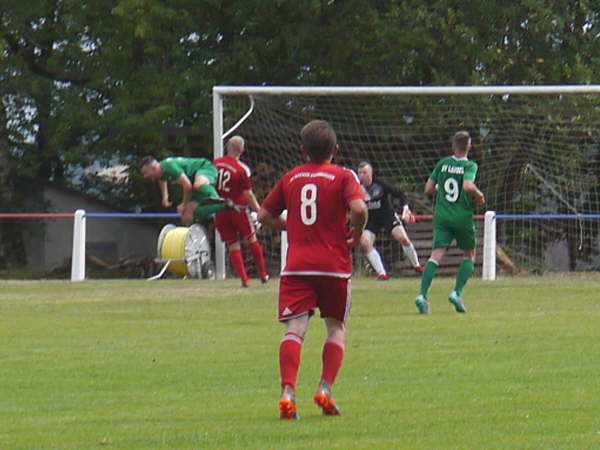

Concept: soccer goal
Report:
left=213, top=85, right=600, bottom=280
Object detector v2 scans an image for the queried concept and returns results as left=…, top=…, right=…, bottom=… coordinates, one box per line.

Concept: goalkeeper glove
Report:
left=250, top=210, right=261, bottom=231
left=401, top=205, right=416, bottom=224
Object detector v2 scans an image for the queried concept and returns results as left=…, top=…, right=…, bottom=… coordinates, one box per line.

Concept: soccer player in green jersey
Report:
left=140, top=156, right=237, bottom=224
left=415, top=131, right=485, bottom=314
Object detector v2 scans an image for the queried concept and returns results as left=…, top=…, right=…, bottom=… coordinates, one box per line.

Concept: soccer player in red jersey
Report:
left=213, top=136, right=268, bottom=287
left=258, top=120, right=368, bottom=420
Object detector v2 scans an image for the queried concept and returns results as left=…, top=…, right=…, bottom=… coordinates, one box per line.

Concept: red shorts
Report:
left=214, top=208, right=255, bottom=245
left=278, top=275, right=351, bottom=323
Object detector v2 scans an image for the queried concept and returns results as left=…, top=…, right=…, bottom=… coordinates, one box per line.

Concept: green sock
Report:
left=198, top=183, right=219, bottom=199
left=454, top=259, right=475, bottom=296
left=193, top=203, right=226, bottom=221
left=419, top=260, right=438, bottom=298
left=192, top=184, right=225, bottom=220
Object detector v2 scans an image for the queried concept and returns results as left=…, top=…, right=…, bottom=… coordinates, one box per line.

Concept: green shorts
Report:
left=432, top=221, right=477, bottom=250
left=190, top=165, right=219, bottom=204
left=193, top=165, right=218, bottom=185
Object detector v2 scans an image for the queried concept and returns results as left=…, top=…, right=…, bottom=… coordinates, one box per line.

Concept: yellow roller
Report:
left=160, top=227, right=189, bottom=276
left=153, top=224, right=213, bottom=279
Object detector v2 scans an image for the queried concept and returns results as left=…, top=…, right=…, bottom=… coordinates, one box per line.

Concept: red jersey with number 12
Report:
left=262, top=161, right=364, bottom=277
left=214, top=156, right=252, bottom=206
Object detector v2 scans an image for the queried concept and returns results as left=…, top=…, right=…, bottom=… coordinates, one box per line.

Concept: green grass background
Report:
left=1, top=276, right=600, bottom=449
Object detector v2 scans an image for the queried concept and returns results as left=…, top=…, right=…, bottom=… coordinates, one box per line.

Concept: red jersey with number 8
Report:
left=214, top=155, right=252, bottom=206
left=262, top=161, right=364, bottom=277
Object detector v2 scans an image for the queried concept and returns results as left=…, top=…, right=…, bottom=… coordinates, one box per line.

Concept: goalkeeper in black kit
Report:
left=357, top=161, right=423, bottom=279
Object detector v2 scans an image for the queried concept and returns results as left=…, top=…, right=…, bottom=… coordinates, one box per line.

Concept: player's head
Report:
left=300, top=120, right=338, bottom=163
left=357, top=161, right=373, bottom=185
left=452, top=131, right=472, bottom=156
left=139, top=155, right=162, bottom=180
left=226, top=135, right=245, bottom=158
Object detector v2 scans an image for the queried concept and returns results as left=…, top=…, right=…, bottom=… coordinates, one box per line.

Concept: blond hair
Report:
left=226, top=135, right=245, bottom=155
left=453, top=131, right=471, bottom=154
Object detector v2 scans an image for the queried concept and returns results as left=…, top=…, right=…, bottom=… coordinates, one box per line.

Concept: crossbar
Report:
left=214, top=85, right=600, bottom=97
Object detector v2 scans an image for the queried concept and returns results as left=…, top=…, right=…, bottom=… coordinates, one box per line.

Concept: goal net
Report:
left=213, top=86, right=600, bottom=279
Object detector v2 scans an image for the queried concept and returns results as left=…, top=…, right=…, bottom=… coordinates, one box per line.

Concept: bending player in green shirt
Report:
left=140, top=156, right=238, bottom=224
left=415, top=131, right=485, bottom=315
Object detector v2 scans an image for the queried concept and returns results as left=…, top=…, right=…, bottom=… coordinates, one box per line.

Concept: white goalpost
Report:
left=213, top=85, right=600, bottom=280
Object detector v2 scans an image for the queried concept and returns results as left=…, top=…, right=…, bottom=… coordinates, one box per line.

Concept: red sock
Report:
left=279, top=332, right=303, bottom=390
left=321, top=340, right=345, bottom=386
left=249, top=241, right=268, bottom=278
left=229, top=249, right=249, bottom=285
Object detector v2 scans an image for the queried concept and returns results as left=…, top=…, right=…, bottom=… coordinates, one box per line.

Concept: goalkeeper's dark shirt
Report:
left=362, top=178, right=408, bottom=224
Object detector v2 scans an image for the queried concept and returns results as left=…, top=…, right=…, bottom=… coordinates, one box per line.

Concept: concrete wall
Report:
left=24, top=186, right=160, bottom=271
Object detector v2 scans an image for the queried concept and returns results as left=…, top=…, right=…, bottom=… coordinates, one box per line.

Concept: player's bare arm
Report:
left=347, top=199, right=368, bottom=248
left=463, top=180, right=485, bottom=205
left=159, top=180, right=172, bottom=208
left=243, top=189, right=261, bottom=212
left=258, top=208, right=286, bottom=231
left=424, top=178, right=437, bottom=195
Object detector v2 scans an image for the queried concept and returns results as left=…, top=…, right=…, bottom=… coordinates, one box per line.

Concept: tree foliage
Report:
left=0, top=0, right=599, bottom=209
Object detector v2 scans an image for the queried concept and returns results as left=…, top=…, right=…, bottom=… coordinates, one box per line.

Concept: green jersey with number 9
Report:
left=430, top=156, right=478, bottom=227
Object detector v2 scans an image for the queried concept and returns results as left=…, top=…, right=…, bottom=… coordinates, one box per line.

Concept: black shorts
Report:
left=365, top=210, right=403, bottom=234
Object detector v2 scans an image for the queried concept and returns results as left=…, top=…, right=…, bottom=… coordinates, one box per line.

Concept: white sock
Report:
left=402, top=244, right=420, bottom=267
left=366, top=249, right=386, bottom=275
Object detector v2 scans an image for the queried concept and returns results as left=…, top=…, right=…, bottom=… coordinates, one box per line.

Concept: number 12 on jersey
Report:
left=300, top=183, right=317, bottom=225
left=217, top=168, right=231, bottom=192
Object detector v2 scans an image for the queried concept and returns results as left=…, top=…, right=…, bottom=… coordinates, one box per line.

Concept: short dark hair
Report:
left=139, top=155, right=157, bottom=169
left=453, top=131, right=471, bottom=153
left=300, top=120, right=337, bottom=162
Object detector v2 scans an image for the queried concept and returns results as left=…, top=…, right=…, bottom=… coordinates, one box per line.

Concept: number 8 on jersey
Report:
left=300, top=183, right=318, bottom=225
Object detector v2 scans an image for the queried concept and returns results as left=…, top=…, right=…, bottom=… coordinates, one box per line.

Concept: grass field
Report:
left=2, top=275, right=600, bottom=449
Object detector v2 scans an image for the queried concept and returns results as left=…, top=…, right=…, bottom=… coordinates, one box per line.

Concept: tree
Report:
left=1, top=0, right=599, bottom=269
left=3, top=1, right=599, bottom=185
